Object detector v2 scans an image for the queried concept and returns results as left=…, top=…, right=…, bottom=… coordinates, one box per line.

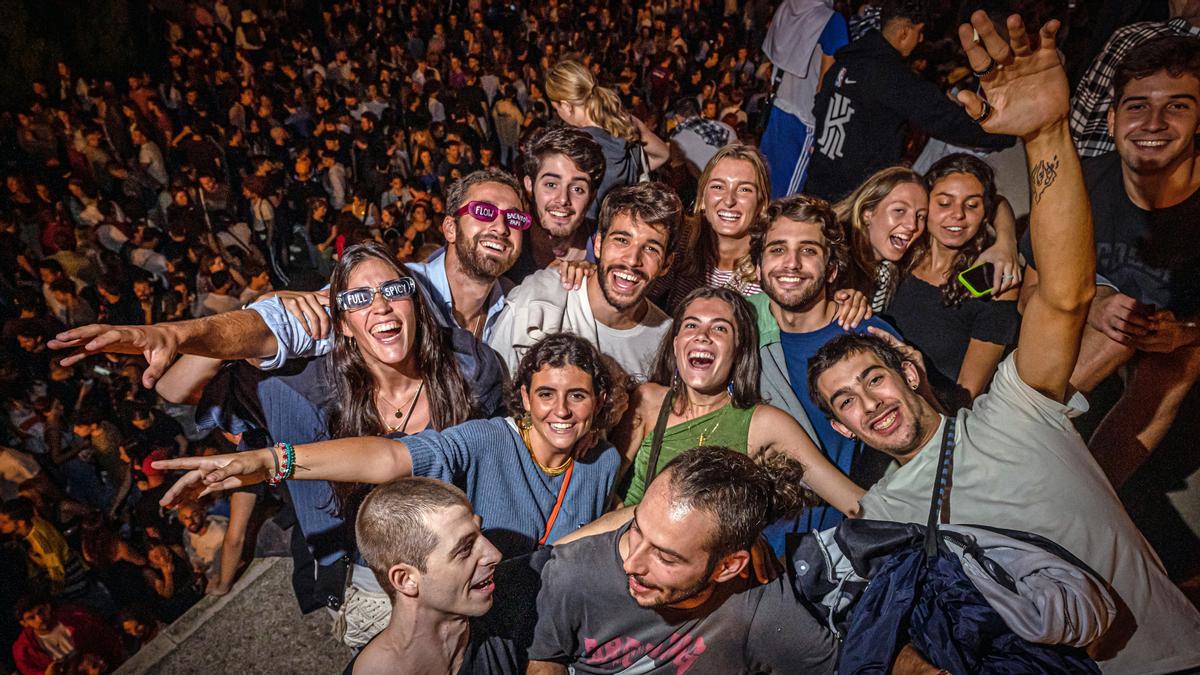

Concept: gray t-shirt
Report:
left=860, top=353, right=1200, bottom=675
left=529, top=523, right=837, bottom=674
left=583, top=126, right=642, bottom=221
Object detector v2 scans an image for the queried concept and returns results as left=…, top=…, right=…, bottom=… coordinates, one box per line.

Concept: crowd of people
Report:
left=2, top=0, right=1200, bottom=673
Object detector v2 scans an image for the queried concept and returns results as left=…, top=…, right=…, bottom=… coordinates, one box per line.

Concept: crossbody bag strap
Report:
left=924, top=417, right=957, bottom=559
left=643, top=388, right=676, bottom=489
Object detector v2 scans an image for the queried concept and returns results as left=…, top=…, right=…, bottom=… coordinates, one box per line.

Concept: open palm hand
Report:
left=956, top=12, right=1069, bottom=140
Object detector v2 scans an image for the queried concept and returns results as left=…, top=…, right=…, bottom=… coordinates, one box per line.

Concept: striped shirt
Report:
left=666, top=265, right=763, bottom=311
left=1070, top=18, right=1200, bottom=158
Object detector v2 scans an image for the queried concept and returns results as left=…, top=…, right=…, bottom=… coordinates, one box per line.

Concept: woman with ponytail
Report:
left=545, top=59, right=670, bottom=219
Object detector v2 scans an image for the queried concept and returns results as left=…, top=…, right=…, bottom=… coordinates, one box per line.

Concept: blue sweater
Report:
left=405, top=418, right=621, bottom=557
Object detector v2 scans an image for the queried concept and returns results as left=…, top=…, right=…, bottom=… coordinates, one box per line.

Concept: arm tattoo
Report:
left=1031, top=155, right=1060, bottom=204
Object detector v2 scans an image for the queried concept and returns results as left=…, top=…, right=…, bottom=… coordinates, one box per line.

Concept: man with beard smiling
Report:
left=504, top=127, right=607, bottom=284
left=50, top=170, right=527, bottom=380
left=1021, top=35, right=1200, bottom=489
left=747, top=195, right=900, bottom=535
left=489, top=183, right=680, bottom=381
left=808, top=13, right=1200, bottom=673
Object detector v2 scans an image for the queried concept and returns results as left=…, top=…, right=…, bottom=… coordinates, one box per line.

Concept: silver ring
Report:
left=1001, top=273, right=1014, bottom=280
left=972, top=99, right=993, bottom=124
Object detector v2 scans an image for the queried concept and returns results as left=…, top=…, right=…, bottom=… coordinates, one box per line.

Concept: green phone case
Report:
left=957, top=266, right=992, bottom=298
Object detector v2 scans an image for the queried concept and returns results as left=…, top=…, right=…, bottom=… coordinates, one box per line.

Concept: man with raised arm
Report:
left=806, top=12, right=1200, bottom=674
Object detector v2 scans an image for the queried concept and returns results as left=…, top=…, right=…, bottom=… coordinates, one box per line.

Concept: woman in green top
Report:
left=615, top=287, right=865, bottom=515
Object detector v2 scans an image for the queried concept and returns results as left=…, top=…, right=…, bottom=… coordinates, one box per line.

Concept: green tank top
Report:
left=620, top=403, right=758, bottom=505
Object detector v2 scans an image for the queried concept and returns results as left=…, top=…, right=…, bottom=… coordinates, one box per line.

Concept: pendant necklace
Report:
left=378, top=381, right=425, bottom=434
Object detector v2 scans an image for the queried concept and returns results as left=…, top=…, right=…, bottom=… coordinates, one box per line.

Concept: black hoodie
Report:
left=805, top=31, right=1014, bottom=201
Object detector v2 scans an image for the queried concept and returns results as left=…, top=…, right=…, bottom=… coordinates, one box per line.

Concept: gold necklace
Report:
left=697, top=419, right=721, bottom=447
left=377, top=381, right=425, bottom=433
left=687, top=394, right=730, bottom=446
left=517, top=416, right=573, bottom=476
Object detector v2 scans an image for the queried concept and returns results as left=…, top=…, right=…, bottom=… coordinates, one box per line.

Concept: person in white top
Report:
left=489, top=183, right=681, bottom=382
left=806, top=13, right=1200, bottom=674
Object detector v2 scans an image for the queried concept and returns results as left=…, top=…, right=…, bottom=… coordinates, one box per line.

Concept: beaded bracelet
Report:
left=267, top=442, right=295, bottom=485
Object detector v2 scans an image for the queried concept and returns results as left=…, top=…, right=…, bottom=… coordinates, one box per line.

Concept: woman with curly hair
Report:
left=886, top=154, right=1021, bottom=406
left=155, top=332, right=625, bottom=559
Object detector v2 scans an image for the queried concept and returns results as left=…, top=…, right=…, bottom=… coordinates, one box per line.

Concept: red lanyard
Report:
left=538, top=462, right=574, bottom=546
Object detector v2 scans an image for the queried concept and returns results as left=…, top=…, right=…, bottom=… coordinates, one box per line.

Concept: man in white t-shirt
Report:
left=805, top=14, right=1200, bottom=674
left=489, top=183, right=681, bottom=382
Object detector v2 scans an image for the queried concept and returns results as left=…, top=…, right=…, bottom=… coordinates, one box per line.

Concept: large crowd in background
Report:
left=2, top=0, right=1200, bottom=673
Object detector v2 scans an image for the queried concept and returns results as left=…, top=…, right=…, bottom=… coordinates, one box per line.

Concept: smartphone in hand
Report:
left=957, top=262, right=995, bottom=298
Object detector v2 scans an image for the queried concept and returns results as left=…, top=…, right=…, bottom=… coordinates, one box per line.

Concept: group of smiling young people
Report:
left=50, top=11, right=1200, bottom=675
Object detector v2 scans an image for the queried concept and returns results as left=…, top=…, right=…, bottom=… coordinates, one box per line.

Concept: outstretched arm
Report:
left=152, top=436, right=414, bottom=506
left=49, top=310, right=278, bottom=388
left=956, top=12, right=1092, bottom=402
left=750, top=406, right=865, bottom=517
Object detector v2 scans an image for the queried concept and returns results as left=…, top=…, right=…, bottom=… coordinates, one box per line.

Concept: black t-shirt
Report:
left=1020, top=151, right=1200, bottom=316
left=343, top=548, right=549, bottom=675
left=886, top=276, right=1020, bottom=389
left=529, top=523, right=837, bottom=674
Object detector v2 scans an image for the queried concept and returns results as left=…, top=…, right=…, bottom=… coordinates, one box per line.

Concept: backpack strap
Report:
left=924, top=417, right=957, bottom=559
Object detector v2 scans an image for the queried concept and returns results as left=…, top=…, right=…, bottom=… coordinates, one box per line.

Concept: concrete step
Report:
left=116, top=556, right=352, bottom=675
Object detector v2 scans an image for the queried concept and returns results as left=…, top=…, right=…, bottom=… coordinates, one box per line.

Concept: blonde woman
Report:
left=665, top=143, right=770, bottom=308
left=835, top=167, right=930, bottom=313
left=545, top=59, right=670, bottom=218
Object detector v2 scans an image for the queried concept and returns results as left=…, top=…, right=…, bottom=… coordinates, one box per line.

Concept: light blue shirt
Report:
left=248, top=250, right=509, bottom=369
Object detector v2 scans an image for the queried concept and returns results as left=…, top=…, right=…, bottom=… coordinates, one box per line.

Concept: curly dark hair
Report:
left=507, top=333, right=625, bottom=435
left=1113, top=35, right=1200, bottom=102
left=520, top=125, right=606, bottom=193
left=750, top=194, right=847, bottom=282
left=661, top=445, right=815, bottom=560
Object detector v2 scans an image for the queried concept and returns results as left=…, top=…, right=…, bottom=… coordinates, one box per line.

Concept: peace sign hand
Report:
left=956, top=12, right=1069, bottom=141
